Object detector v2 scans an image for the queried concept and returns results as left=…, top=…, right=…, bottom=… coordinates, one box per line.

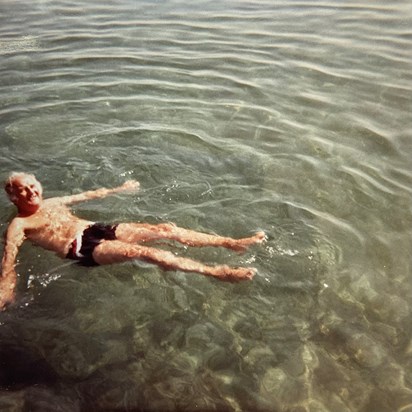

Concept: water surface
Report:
left=1, top=0, right=411, bottom=411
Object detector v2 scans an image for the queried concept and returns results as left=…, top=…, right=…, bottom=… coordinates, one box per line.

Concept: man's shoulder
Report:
left=5, top=217, right=26, bottom=238
left=8, top=211, right=44, bottom=231
left=43, top=197, right=67, bottom=207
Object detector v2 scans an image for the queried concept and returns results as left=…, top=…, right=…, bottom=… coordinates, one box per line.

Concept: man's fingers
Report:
left=121, top=180, right=140, bottom=191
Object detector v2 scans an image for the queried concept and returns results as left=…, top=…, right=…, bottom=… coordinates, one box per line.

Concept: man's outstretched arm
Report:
left=54, top=180, right=140, bottom=205
left=0, top=219, right=25, bottom=310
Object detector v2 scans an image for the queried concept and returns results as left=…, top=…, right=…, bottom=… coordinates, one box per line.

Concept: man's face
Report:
left=10, top=174, right=43, bottom=213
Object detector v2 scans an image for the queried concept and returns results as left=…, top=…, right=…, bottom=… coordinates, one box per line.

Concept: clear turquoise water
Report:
left=1, top=0, right=411, bottom=411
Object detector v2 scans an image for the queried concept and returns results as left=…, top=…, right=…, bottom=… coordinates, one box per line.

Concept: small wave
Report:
left=0, top=36, right=42, bottom=55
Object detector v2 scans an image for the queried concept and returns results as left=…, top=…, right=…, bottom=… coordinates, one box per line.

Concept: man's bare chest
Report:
left=24, top=205, right=76, bottom=233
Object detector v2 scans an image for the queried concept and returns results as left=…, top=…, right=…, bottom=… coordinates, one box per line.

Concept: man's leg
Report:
left=92, top=240, right=256, bottom=281
left=115, top=223, right=265, bottom=252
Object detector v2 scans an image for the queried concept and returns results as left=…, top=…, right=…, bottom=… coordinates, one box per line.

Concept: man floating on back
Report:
left=0, top=172, right=265, bottom=309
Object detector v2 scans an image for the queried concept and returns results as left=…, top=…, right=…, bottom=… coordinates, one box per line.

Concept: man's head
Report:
left=4, top=172, right=43, bottom=214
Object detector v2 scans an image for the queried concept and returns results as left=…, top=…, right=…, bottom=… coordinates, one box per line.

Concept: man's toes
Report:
left=228, top=267, right=256, bottom=281
left=245, top=267, right=257, bottom=279
left=255, top=231, right=266, bottom=242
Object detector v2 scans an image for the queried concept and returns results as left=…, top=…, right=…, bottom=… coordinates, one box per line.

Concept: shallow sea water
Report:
left=1, top=0, right=411, bottom=411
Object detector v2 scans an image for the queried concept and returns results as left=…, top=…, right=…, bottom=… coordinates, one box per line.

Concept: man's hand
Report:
left=0, top=276, right=16, bottom=310
left=1, top=219, right=24, bottom=310
left=118, top=180, right=140, bottom=192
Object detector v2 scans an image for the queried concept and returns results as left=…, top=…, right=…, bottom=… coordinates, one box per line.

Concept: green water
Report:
left=1, top=0, right=411, bottom=411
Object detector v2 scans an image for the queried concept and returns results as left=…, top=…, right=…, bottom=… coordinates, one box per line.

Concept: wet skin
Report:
left=0, top=173, right=265, bottom=309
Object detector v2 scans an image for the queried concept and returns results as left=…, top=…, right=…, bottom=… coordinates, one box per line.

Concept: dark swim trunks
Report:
left=66, top=223, right=118, bottom=266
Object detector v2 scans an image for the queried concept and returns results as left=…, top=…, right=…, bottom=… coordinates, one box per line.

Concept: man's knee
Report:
left=157, top=222, right=176, bottom=232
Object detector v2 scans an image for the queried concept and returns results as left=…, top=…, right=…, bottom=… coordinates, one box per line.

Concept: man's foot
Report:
left=212, top=265, right=257, bottom=282
left=228, top=231, right=266, bottom=252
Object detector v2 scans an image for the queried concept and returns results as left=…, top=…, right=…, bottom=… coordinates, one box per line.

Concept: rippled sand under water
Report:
left=0, top=0, right=411, bottom=411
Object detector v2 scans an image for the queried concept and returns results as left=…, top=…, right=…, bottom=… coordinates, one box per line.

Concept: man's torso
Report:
left=19, top=199, right=92, bottom=257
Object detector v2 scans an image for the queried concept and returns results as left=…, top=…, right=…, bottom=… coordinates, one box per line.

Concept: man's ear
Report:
left=5, top=183, right=13, bottom=196
left=5, top=185, right=18, bottom=204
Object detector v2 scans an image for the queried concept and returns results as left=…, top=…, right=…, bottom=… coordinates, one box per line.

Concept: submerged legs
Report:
left=115, top=222, right=265, bottom=252
left=92, top=240, right=256, bottom=281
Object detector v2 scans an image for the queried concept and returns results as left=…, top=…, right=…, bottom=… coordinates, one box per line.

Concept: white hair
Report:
left=4, top=172, right=37, bottom=200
